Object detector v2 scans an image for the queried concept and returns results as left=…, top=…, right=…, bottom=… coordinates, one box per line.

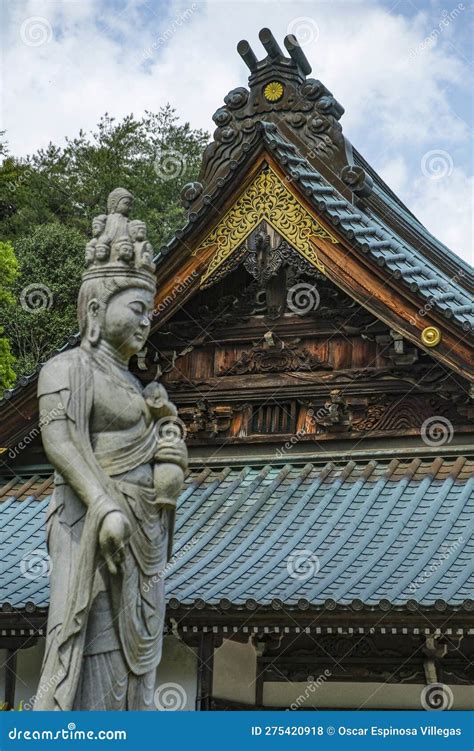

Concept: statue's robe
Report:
left=34, top=348, right=168, bottom=710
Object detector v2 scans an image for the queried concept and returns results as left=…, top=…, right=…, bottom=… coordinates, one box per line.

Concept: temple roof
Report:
left=173, top=123, right=473, bottom=330
left=1, top=457, right=472, bottom=613
left=1, top=29, right=472, bottom=409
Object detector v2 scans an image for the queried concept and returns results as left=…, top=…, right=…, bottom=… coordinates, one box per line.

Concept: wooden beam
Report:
left=4, top=649, right=17, bottom=710
left=195, top=632, right=214, bottom=711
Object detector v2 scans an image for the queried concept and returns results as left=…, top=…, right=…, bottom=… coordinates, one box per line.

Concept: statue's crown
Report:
left=83, top=188, right=156, bottom=289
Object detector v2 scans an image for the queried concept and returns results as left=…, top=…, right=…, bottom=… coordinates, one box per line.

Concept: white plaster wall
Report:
left=213, top=637, right=256, bottom=704
left=10, top=639, right=45, bottom=710
left=155, top=634, right=197, bottom=711
left=263, top=681, right=474, bottom=710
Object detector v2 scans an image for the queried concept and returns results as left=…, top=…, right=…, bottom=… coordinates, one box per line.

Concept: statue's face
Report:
left=117, top=196, right=133, bottom=216
left=92, top=219, right=105, bottom=236
left=102, top=287, right=154, bottom=358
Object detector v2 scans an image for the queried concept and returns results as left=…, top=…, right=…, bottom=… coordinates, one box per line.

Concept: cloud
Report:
left=379, top=153, right=473, bottom=264
left=1, top=0, right=471, bottom=262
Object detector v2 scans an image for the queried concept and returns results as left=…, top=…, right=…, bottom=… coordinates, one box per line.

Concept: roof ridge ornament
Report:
left=181, top=27, right=373, bottom=213
left=237, top=28, right=312, bottom=83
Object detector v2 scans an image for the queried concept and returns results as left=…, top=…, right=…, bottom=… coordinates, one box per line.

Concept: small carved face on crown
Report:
left=114, top=237, right=134, bottom=264
left=92, top=215, right=107, bottom=237
left=95, top=241, right=110, bottom=262
left=129, top=220, right=147, bottom=242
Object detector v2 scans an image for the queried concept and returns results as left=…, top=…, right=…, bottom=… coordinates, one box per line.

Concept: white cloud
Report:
left=1, top=0, right=472, bottom=263
left=411, top=168, right=473, bottom=264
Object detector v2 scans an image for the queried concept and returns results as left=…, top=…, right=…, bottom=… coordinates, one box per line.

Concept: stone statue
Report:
left=129, top=220, right=156, bottom=273
left=94, top=187, right=134, bottom=264
left=34, top=189, right=187, bottom=711
left=85, top=215, right=107, bottom=267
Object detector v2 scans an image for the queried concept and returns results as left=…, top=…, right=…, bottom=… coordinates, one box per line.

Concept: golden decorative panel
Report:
left=195, top=166, right=338, bottom=286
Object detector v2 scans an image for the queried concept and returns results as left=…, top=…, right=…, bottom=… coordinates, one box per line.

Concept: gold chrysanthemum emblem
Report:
left=421, top=326, right=442, bottom=347
left=264, top=81, right=284, bottom=102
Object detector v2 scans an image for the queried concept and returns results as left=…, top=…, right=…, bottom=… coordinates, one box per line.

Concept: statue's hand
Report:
left=155, top=438, right=188, bottom=472
left=99, top=511, right=131, bottom=575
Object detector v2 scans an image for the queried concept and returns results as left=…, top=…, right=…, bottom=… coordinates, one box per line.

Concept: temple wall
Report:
left=2, top=638, right=472, bottom=711
left=155, top=635, right=198, bottom=711
left=263, top=681, right=473, bottom=710
left=213, top=638, right=256, bottom=705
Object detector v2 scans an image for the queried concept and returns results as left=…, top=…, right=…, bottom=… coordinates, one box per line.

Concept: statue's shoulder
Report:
left=38, top=348, right=86, bottom=397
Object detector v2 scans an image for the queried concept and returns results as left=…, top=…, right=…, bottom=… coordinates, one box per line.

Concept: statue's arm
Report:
left=38, top=356, right=132, bottom=575
left=39, top=392, right=119, bottom=514
left=38, top=355, right=116, bottom=512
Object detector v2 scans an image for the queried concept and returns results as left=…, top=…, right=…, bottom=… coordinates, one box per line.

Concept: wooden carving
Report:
left=194, top=165, right=337, bottom=286
left=220, top=340, right=332, bottom=376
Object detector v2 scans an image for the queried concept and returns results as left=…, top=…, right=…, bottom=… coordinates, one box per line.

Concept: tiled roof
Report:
left=159, top=122, right=473, bottom=332
left=259, top=124, right=474, bottom=331
left=1, top=458, right=473, bottom=612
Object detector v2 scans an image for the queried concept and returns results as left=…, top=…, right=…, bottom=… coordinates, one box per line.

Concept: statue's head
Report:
left=78, top=277, right=155, bottom=359
left=107, top=187, right=133, bottom=216
left=92, top=214, right=107, bottom=237
left=114, top=236, right=134, bottom=264
left=79, top=188, right=156, bottom=359
left=129, top=219, right=147, bottom=242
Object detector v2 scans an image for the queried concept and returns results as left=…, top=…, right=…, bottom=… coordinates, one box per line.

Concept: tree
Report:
left=3, top=224, right=86, bottom=378
left=0, top=240, right=18, bottom=390
left=0, top=107, right=208, bottom=248
left=0, top=107, right=209, bottom=377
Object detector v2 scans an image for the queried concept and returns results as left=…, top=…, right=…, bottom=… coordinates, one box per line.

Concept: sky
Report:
left=1, top=0, right=473, bottom=263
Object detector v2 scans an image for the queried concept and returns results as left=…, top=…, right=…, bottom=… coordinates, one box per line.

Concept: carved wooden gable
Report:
left=138, top=220, right=471, bottom=448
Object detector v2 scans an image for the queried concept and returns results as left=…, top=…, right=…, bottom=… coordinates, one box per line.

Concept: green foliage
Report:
left=0, top=240, right=18, bottom=389
left=0, top=108, right=209, bottom=378
left=3, top=224, right=85, bottom=377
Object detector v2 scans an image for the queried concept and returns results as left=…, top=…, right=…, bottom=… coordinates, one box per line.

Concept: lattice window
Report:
left=250, top=402, right=296, bottom=434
